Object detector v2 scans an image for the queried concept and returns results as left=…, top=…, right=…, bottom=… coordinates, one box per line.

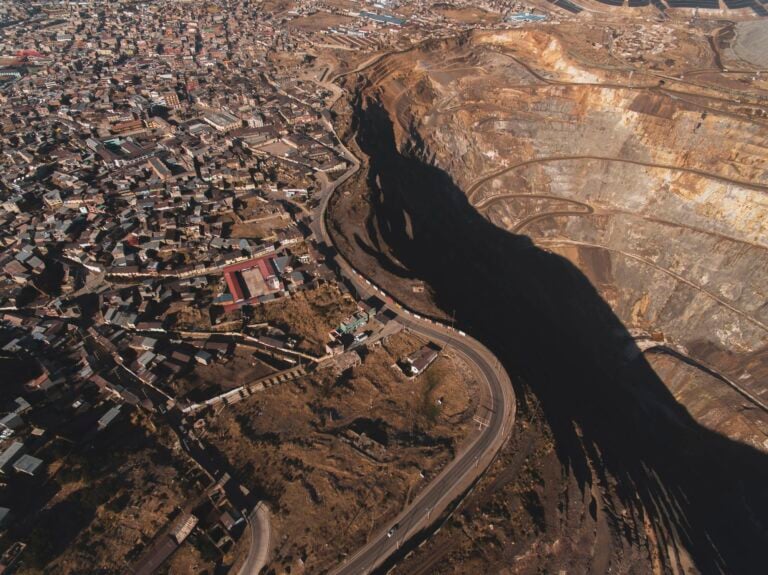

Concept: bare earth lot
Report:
left=204, top=330, right=479, bottom=573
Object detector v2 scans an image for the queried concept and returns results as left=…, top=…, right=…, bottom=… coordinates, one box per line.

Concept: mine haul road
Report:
left=312, top=122, right=516, bottom=575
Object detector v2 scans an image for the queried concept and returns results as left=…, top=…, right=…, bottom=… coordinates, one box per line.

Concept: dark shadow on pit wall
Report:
left=349, top=97, right=768, bottom=574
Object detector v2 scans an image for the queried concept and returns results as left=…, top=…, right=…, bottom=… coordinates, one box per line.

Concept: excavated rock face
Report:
left=331, top=28, right=768, bottom=575
left=358, top=29, right=768, bottom=452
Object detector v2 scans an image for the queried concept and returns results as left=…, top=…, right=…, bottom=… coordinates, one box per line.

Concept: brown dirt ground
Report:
left=228, top=220, right=275, bottom=240
left=286, top=12, right=356, bottom=33
left=250, top=283, right=359, bottom=355
left=159, top=542, right=209, bottom=575
left=430, top=5, right=500, bottom=25
left=204, top=330, right=479, bottom=573
left=172, top=302, right=216, bottom=331
left=170, top=346, right=277, bottom=399
left=10, top=413, right=210, bottom=575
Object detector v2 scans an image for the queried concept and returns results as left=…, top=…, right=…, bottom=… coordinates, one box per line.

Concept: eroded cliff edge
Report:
left=328, top=28, right=768, bottom=575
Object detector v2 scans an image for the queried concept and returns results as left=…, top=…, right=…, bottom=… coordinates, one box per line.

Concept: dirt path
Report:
left=475, top=192, right=595, bottom=211
left=512, top=209, right=593, bottom=233
left=480, top=195, right=767, bottom=250
left=466, top=155, right=768, bottom=204
left=536, top=237, right=768, bottom=334
left=644, top=345, right=768, bottom=413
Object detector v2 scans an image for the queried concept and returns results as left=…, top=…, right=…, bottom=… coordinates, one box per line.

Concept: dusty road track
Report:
left=467, top=155, right=768, bottom=204
left=538, top=237, right=768, bottom=333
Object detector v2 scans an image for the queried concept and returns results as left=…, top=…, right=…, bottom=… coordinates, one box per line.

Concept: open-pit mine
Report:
left=328, top=22, right=768, bottom=575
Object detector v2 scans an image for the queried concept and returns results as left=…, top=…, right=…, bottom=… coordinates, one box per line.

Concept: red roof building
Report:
left=223, top=255, right=277, bottom=303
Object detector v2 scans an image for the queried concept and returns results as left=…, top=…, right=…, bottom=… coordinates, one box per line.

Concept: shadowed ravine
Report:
left=330, top=96, right=768, bottom=574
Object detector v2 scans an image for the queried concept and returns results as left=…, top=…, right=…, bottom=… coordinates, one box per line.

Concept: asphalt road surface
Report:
left=332, top=313, right=514, bottom=575
left=312, top=136, right=516, bottom=575
left=238, top=502, right=272, bottom=575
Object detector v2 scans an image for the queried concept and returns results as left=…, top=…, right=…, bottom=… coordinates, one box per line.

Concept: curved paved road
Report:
left=238, top=503, right=272, bottom=575
left=311, top=119, right=515, bottom=575
left=333, top=316, right=514, bottom=575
